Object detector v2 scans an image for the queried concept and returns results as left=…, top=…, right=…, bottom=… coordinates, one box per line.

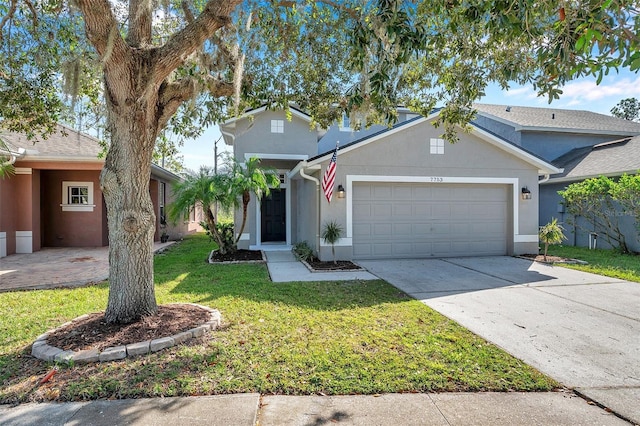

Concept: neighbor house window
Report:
left=61, top=181, right=95, bottom=212
left=339, top=113, right=352, bottom=131
left=159, top=182, right=166, bottom=225
left=430, top=138, right=445, bottom=154
left=271, top=119, right=284, bottom=133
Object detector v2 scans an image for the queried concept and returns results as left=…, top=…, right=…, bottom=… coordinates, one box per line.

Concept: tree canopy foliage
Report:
left=611, top=97, right=640, bottom=121
left=1, top=0, right=639, bottom=322
left=3, top=0, right=639, bottom=141
left=559, top=174, right=640, bottom=253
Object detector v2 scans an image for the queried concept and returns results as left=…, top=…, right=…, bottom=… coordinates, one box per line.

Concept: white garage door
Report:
left=353, top=183, right=509, bottom=259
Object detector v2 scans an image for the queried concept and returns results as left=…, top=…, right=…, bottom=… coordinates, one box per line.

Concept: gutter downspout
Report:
left=0, top=147, right=26, bottom=169
left=220, top=128, right=236, bottom=146
left=539, top=174, right=551, bottom=184
left=299, top=164, right=321, bottom=256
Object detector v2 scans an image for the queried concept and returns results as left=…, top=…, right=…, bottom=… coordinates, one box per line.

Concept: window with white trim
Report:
left=271, top=119, right=284, bottom=133
left=159, top=182, right=167, bottom=225
left=61, top=181, right=95, bottom=212
left=430, top=138, right=445, bottom=155
left=339, top=113, right=354, bottom=131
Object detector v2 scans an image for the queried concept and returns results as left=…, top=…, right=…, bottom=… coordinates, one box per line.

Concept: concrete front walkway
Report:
left=358, top=256, right=640, bottom=425
left=0, top=391, right=627, bottom=425
left=265, top=251, right=378, bottom=282
left=0, top=242, right=174, bottom=292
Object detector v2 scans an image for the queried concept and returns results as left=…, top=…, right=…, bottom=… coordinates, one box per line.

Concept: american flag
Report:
left=322, top=142, right=339, bottom=203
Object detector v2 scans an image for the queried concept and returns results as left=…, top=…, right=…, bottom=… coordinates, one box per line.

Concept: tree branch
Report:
left=0, top=0, right=17, bottom=40
left=154, top=0, right=242, bottom=85
left=126, top=0, right=153, bottom=47
left=75, top=0, right=129, bottom=63
left=157, top=79, right=197, bottom=130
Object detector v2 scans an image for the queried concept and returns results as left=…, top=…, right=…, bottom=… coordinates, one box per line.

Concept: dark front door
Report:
left=261, top=189, right=286, bottom=242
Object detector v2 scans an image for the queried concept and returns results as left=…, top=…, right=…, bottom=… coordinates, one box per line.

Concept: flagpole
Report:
left=318, top=140, right=339, bottom=258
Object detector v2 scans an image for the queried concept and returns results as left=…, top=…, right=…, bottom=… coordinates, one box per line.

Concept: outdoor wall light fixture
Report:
left=521, top=186, right=532, bottom=200
left=337, top=185, right=346, bottom=198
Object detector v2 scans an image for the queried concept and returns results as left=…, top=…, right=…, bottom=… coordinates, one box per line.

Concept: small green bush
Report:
left=322, top=220, right=344, bottom=264
left=200, top=220, right=236, bottom=253
left=292, top=241, right=315, bottom=262
left=539, top=218, right=567, bottom=261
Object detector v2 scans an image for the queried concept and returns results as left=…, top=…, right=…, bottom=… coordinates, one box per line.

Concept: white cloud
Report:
left=561, top=76, right=640, bottom=102
left=505, top=86, right=537, bottom=98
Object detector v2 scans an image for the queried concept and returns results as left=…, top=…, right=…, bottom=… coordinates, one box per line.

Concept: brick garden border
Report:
left=31, top=303, right=221, bottom=364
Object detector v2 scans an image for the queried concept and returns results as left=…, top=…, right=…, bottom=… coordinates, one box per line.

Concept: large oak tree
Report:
left=1, top=0, right=638, bottom=323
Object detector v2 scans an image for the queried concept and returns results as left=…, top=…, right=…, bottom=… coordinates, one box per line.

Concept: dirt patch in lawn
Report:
left=45, top=304, right=211, bottom=352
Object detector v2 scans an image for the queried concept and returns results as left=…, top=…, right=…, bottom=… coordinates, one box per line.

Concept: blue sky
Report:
left=179, top=70, right=640, bottom=171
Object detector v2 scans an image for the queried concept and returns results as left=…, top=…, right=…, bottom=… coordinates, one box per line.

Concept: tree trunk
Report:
left=235, top=190, right=251, bottom=245
left=101, top=54, right=161, bottom=324
left=74, top=0, right=241, bottom=323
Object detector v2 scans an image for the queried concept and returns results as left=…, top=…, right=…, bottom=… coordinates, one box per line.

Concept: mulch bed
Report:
left=209, top=249, right=264, bottom=263
left=304, top=257, right=363, bottom=271
left=45, top=304, right=211, bottom=352
left=519, top=254, right=580, bottom=264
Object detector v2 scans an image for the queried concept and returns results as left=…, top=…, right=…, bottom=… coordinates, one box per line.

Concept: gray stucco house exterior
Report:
left=473, top=104, right=640, bottom=252
left=220, top=105, right=560, bottom=261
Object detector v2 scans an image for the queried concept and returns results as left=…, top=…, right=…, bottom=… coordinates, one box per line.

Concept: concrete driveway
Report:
left=358, top=256, right=640, bottom=424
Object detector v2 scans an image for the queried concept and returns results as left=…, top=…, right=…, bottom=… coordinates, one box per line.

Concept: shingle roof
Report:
left=305, top=112, right=560, bottom=175
left=549, top=136, right=640, bottom=182
left=473, top=103, right=640, bottom=135
left=0, top=124, right=103, bottom=159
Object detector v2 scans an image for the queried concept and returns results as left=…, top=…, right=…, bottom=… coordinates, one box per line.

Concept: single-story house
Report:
left=0, top=125, right=201, bottom=258
left=220, top=106, right=560, bottom=261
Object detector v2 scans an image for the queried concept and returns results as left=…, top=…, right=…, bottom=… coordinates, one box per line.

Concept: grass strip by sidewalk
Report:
left=547, top=245, right=640, bottom=283
left=0, top=234, right=556, bottom=403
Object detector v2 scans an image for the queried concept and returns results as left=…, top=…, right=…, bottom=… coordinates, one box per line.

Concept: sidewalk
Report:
left=0, top=392, right=629, bottom=425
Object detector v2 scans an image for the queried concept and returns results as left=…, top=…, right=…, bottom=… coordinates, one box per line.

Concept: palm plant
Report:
left=230, top=156, right=280, bottom=244
left=539, top=218, right=567, bottom=261
left=169, top=167, right=235, bottom=253
left=0, top=136, right=16, bottom=178
left=322, top=220, right=343, bottom=264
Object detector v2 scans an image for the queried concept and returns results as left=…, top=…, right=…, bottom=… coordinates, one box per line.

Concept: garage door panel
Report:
left=394, top=203, right=413, bottom=216
left=413, top=204, right=430, bottom=215
left=373, top=204, right=392, bottom=218
left=432, top=203, right=451, bottom=216
left=393, top=223, right=413, bottom=235
left=373, top=223, right=392, bottom=236
left=353, top=223, right=371, bottom=237
left=374, top=186, right=392, bottom=198
left=373, top=243, right=392, bottom=256
left=393, top=243, right=413, bottom=256
left=394, top=186, right=414, bottom=199
left=413, top=186, right=432, bottom=199
left=353, top=183, right=508, bottom=259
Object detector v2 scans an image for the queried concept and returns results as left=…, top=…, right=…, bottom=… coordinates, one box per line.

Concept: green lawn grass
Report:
left=547, top=245, right=640, bottom=283
left=0, top=234, right=556, bottom=403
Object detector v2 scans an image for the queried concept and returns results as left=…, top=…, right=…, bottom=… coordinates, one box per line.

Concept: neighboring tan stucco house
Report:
left=472, top=104, right=640, bottom=252
left=0, top=125, right=201, bottom=258
left=220, top=106, right=560, bottom=261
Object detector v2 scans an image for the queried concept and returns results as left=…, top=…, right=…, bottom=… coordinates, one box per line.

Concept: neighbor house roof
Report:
left=1, top=124, right=103, bottom=162
left=473, top=103, right=640, bottom=136
left=1, top=124, right=182, bottom=180
left=296, top=111, right=561, bottom=176
left=545, top=136, right=640, bottom=184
